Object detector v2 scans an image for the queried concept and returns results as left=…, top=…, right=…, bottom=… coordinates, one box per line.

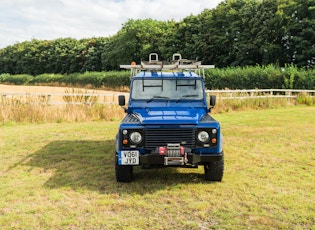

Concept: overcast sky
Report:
left=0, top=0, right=223, bottom=48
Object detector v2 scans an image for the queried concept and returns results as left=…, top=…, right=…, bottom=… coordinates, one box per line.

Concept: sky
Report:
left=0, top=0, right=223, bottom=49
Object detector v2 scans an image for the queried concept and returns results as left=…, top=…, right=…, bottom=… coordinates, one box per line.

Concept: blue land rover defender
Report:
left=115, top=53, right=224, bottom=182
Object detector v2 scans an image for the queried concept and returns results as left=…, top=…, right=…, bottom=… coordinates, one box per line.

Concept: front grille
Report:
left=145, top=128, right=195, bottom=151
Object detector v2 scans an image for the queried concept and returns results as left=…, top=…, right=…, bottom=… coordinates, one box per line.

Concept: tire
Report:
left=115, top=164, right=133, bottom=182
left=204, top=158, right=224, bottom=182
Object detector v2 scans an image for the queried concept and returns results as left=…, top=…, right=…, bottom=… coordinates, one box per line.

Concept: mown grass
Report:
left=0, top=106, right=314, bottom=229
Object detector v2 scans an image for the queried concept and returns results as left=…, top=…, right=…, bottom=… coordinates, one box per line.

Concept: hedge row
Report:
left=205, top=65, right=315, bottom=90
left=0, top=71, right=131, bottom=88
left=0, top=65, right=314, bottom=90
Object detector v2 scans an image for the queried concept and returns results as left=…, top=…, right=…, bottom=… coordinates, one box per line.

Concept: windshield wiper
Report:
left=176, top=94, right=199, bottom=103
left=182, top=94, right=199, bottom=98
left=147, top=96, right=170, bottom=103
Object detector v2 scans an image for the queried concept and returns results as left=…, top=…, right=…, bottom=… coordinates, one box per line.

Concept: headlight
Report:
left=130, top=132, right=142, bottom=144
left=198, top=131, right=209, bottom=143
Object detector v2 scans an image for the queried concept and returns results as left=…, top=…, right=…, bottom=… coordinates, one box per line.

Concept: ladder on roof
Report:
left=120, top=53, right=215, bottom=78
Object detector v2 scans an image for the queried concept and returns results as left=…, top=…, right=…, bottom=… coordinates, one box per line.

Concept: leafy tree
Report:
left=102, top=19, right=176, bottom=69
left=198, top=0, right=246, bottom=66
left=257, top=0, right=284, bottom=65
left=279, top=0, right=315, bottom=68
left=80, top=37, right=108, bottom=72
left=198, top=0, right=285, bottom=67
left=174, top=15, right=202, bottom=60
left=232, top=0, right=284, bottom=66
left=0, top=44, right=15, bottom=74
left=47, top=38, right=85, bottom=74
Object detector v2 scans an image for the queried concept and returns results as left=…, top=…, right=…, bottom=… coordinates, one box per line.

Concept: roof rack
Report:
left=120, top=53, right=214, bottom=78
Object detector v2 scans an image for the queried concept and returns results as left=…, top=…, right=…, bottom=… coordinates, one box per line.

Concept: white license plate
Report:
left=118, top=151, right=139, bottom=165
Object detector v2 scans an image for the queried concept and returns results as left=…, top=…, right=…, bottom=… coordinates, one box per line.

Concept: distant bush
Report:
left=0, top=73, right=34, bottom=85
left=32, top=73, right=64, bottom=84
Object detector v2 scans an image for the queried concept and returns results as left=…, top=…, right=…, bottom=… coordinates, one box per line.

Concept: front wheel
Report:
left=204, top=158, right=224, bottom=182
left=115, top=164, right=133, bottom=182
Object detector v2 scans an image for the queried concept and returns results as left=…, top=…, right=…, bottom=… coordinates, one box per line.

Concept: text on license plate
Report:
left=118, top=151, right=139, bottom=165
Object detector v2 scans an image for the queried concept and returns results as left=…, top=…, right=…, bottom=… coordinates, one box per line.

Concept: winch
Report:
left=158, top=143, right=188, bottom=166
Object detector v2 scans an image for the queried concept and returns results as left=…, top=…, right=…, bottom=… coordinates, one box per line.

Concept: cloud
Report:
left=0, top=0, right=223, bottom=48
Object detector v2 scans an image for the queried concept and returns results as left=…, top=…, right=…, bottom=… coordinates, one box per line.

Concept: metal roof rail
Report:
left=120, top=53, right=215, bottom=78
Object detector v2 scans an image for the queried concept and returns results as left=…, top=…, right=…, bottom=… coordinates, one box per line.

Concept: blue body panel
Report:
left=130, top=107, right=206, bottom=125
left=134, top=71, right=201, bottom=78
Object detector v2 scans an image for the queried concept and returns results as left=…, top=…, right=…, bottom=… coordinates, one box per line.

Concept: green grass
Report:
left=0, top=107, right=314, bottom=229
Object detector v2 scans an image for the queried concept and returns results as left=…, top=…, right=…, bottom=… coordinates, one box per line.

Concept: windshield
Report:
left=131, top=78, right=204, bottom=100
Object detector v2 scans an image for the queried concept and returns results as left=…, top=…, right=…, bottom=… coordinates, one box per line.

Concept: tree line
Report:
left=0, top=0, right=314, bottom=76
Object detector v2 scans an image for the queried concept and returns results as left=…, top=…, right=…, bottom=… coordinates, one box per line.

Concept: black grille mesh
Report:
left=145, top=128, right=195, bottom=151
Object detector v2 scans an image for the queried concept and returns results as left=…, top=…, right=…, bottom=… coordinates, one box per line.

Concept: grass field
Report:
left=0, top=106, right=314, bottom=229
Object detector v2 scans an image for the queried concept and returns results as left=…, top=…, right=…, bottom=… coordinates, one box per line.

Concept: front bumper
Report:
left=140, top=151, right=223, bottom=166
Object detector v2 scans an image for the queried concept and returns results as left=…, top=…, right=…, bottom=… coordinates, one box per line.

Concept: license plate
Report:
left=118, top=151, right=139, bottom=165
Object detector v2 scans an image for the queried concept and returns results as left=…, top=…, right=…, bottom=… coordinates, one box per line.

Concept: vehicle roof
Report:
left=133, top=71, right=202, bottom=79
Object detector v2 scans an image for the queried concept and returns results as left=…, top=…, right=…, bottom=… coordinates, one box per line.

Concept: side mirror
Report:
left=209, top=95, right=216, bottom=107
left=118, top=95, right=125, bottom=106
